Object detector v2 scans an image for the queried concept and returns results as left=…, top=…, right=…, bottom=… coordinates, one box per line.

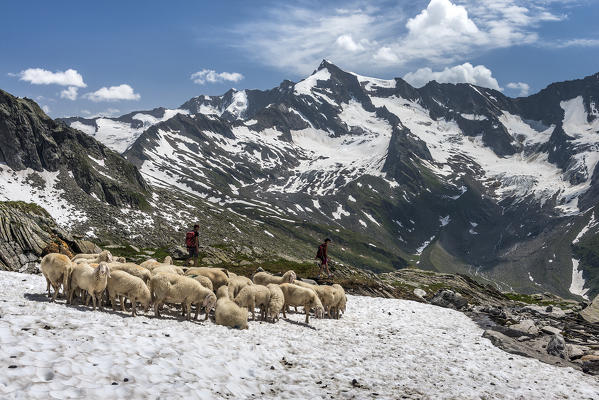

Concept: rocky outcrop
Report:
left=580, top=295, right=599, bottom=324
left=0, top=201, right=74, bottom=272
left=0, top=89, right=149, bottom=209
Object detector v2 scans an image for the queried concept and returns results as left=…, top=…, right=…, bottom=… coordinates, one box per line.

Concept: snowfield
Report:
left=0, top=272, right=599, bottom=399
left=1, top=271, right=597, bottom=399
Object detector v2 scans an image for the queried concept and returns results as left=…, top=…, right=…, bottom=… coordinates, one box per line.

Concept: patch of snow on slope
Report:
left=3, top=271, right=598, bottom=399
left=70, top=121, right=96, bottom=135
left=353, top=73, right=396, bottom=91
left=331, top=204, right=350, bottom=220
left=569, top=258, right=589, bottom=300
left=461, top=113, right=488, bottom=121
left=362, top=211, right=381, bottom=226
left=573, top=212, right=597, bottom=244
left=416, top=235, right=435, bottom=255
left=439, top=215, right=450, bottom=226
left=294, top=68, right=331, bottom=96
left=225, top=90, right=248, bottom=119
left=0, top=166, right=87, bottom=227
left=498, top=111, right=554, bottom=145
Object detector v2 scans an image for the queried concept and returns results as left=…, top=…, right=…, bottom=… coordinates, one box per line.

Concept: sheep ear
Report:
left=203, top=294, right=213, bottom=307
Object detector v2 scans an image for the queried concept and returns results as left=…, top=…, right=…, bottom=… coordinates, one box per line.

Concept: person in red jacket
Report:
left=316, top=238, right=332, bottom=278
left=185, top=224, right=200, bottom=266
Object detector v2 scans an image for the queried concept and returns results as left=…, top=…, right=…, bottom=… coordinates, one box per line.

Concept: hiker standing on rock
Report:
left=316, top=238, right=333, bottom=278
left=186, top=224, right=200, bottom=266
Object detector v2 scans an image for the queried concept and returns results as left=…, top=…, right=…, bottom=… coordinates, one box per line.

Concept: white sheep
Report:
left=139, top=258, right=159, bottom=270
left=163, top=256, right=173, bottom=264
left=152, top=265, right=185, bottom=276
left=68, top=262, right=111, bottom=310
left=40, top=253, right=73, bottom=302
left=330, top=284, right=347, bottom=319
left=252, top=270, right=296, bottom=286
left=188, top=274, right=213, bottom=292
left=266, top=283, right=284, bottom=322
left=234, top=284, right=270, bottom=321
left=72, top=250, right=113, bottom=264
left=228, top=275, right=253, bottom=300
left=185, top=267, right=229, bottom=290
left=150, top=273, right=216, bottom=321
left=108, top=262, right=152, bottom=285
left=107, top=270, right=151, bottom=316
left=215, top=285, right=249, bottom=329
left=279, top=283, right=324, bottom=324
left=312, top=285, right=336, bottom=318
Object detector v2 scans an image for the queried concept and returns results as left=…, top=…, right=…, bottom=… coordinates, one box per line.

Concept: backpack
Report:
left=316, top=244, right=324, bottom=259
left=185, top=231, right=196, bottom=248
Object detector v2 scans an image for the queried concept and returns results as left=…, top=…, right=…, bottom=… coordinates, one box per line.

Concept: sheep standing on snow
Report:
left=68, top=262, right=111, bottom=310
left=252, top=270, right=296, bottom=286
left=215, top=285, right=249, bottom=329
left=108, top=262, right=152, bottom=285
left=312, top=285, right=336, bottom=318
left=185, top=267, right=229, bottom=290
left=279, top=283, right=324, bottom=324
left=330, top=284, right=347, bottom=319
left=72, top=250, right=113, bottom=264
left=107, top=270, right=151, bottom=316
left=234, top=284, right=270, bottom=321
left=266, top=283, right=284, bottom=322
left=40, top=253, right=73, bottom=302
left=228, top=275, right=253, bottom=300
left=150, top=273, right=216, bottom=321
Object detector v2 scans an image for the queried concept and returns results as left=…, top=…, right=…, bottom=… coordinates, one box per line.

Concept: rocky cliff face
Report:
left=0, top=89, right=149, bottom=209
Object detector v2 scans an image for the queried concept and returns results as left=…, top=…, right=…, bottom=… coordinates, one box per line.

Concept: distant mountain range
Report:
left=2, top=60, right=598, bottom=300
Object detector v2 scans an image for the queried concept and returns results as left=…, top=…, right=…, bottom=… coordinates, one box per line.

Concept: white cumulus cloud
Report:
left=335, top=34, right=365, bottom=52
left=507, top=82, right=530, bottom=96
left=232, top=0, right=563, bottom=74
left=84, top=84, right=140, bottom=102
left=191, top=69, right=244, bottom=85
left=17, top=68, right=86, bottom=87
left=60, top=86, right=79, bottom=101
left=403, top=63, right=501, bottom=90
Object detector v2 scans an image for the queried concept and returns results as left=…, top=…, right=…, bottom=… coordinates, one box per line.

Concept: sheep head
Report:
left=97, top=262, right=110, bottom=278
left=163, top=256, right=173, bottom=265
left=283, top=270, right=296, bottom=283
left=315, top=305, right=324, bottom=319
left=203, top=293, right=217, bottom=313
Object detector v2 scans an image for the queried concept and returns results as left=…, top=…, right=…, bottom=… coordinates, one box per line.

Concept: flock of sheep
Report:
left=39, top=250, right=347, bottom=329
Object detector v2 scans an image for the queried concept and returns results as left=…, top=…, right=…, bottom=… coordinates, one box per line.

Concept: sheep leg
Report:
left=154, top=301, right=161, bottom=317
left=45, top=278, right=51, bottom=297
left=110, top=294, right=117, bottom=311
left=91, top=292, right=97, bottom=310
left=185, top=301, right=192, bottom=321
left=131, top=297, right=137, bottom=317
left=282, top=303, right=287, bottom=318
left=120, top=295, right=126, bottom=312
left=304, top=302, right=310, bottom=324
left=97, top=292, right=103, bottom=311
left=51, top=283, right=60, bottom=303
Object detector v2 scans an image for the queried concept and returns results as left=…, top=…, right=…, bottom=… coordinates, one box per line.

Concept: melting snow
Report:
left=294, top=68, right=331, bottom=96
left=569, top=258, right=590, bottom=300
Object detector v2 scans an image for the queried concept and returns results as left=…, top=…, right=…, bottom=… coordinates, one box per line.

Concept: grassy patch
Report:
left=0, top=201, right=52, bottom=218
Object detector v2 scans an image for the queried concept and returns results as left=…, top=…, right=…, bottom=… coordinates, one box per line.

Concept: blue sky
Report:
left=1, top=0, right=598, bottom=118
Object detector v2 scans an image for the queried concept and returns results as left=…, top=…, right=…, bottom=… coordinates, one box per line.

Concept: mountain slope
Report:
left=9, top=62, right=599, bottom=299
